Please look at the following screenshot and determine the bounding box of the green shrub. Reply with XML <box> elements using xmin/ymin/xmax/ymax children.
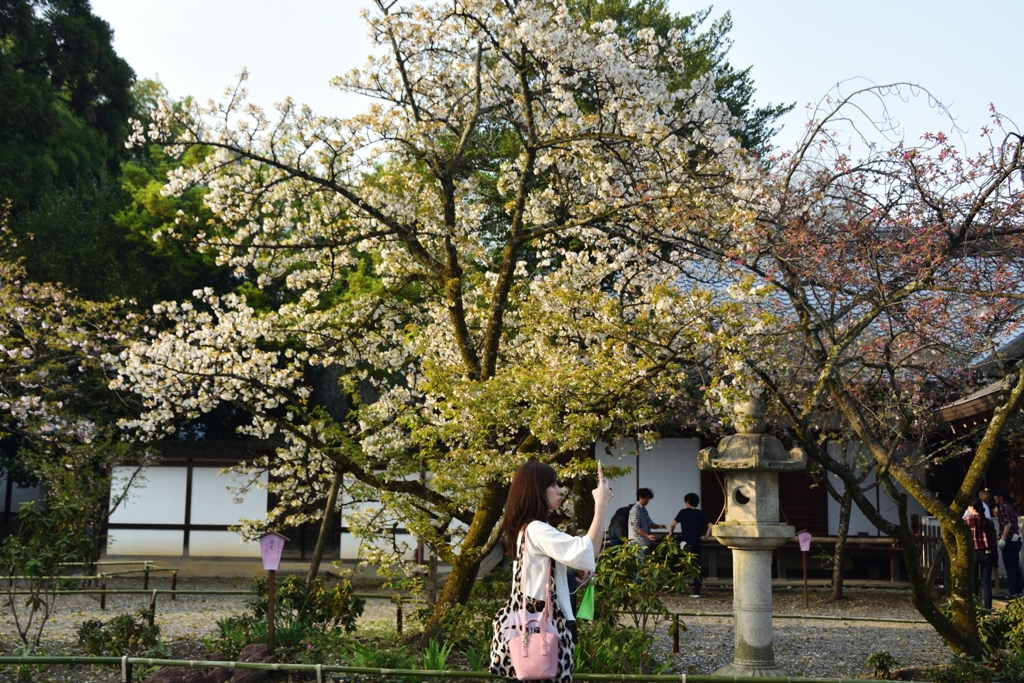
<box><xmin>586</xmin><ymin>541</ymin><xmax>692</xmax><ymax>674</ymax></box>
<box><xmin>211</xmin><ymin>615</ymin><xmax>250</xmax><ymax>661</ymax></box>
<box><xmin>209</xmin><ymin>575</ymin><xmax>364</xmax><ymax>663</ymax></box>
<box><xmin>866</xmin><ymin>650</ymin><xmax>897</xmax><ymax>679</ymax></box>
<box><xmin>591</xmin><ymin>541</ymin><xmax>693</xmax><ymax>628</ymax></box>
<box><xmin>2</xmin><ymin>500</ymin><xmax>93</xmax><ymax>647</ymax></box>
<box><xmin>422</xmin><ymin>636</ymin><xmax>454</xmax><ymax>671</ymax></box>
<box><xmin>932</xmin><ymin>653</ymin><xmax>995</xmax><ymax>683</ymax></box>
<box><xmin>932</xmin><ymin>597</ymin><xmax>1024</xmax><ymax>682</ymax></box>
<box><xmin>344</xmin><ymin>641</ymin><xmax>419</xmax><ymax>682</ymax></box>
<box><xmin>247</xmin><ymin>574</ymin><xmax>365</xmax><ymax>632</ymax></box>
<box><xmin>577</xmin><ymin>621</ymin><xmax>666</xmax><ymax>675</ymax></box>
<box><xmin>76</xmin><ymin>609</ymin><xmax>160</xmax><ymax>656</ymax></box>
<box><xmin>999</xmin><ymin>598</ymin><xmax>1024</xmax><ymax>653</ymax></box>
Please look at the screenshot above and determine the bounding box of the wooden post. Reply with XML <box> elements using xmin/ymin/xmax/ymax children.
<box><xmin>100</xmin><ymin>574</ymin><xmax>107</xmax><ymax>610</ymax></box>
<box><xmin>427</xmin><ymin>550</ymin><xmax>437</xmax><ymax>606</ymax></box>
<box><xmin>797</xmin><ymin>531</ymin><xmax>812</xmax><ymax>609</ymax></box>
<box><xmin>171</xmin><ymin>570</ymin><xmax>177</xmax><ymax>600</ymax></box>
<box><xmin>267</xmin><ymin>568</ymin><xmax>276</xmax><ymax>652</ymax></box>
<box><xmin>802</xmin><ymin>550</ymin><xmax>809</xmax><ymax>608</ymax></box>
<box><xmin>148</xmin><ymin>590</ymin><xmax>157</xmax><ymax>626</ymax></box>
<box><xmin>258</xmin><ymin>529</ymin><xmax>287</xmax><ymax>654</ymax></box>
<box><xmin>672</xmin><ymin>614</ymin><xmax>680</xmax><ymax>654</ymax></box>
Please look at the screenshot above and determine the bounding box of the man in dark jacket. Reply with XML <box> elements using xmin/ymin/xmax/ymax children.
<box><xmin>607</xmin><ymin>503</ymin><xmax>633</xmax><ymax>546</ymax></box>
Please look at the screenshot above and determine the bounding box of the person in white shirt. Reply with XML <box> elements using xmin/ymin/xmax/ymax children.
<box><xmin>489</xmin><ymin>461</ymin><xmax>613</xmax><ymax>683</ymax></box>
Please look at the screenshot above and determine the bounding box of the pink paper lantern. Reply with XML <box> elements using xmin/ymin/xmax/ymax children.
<box><xmin>259</xmin><ymin>531</ymin><xmax>289</xmax><ymax>571</ymax></box>
<box><xmin>797</xmin><ymin>531</ymin><xmax>812</xmax><ymax>552</ymax></box>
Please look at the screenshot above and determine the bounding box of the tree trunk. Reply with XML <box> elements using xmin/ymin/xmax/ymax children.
<box><xmin>306</xmin><ymin>471</ymin><xmax>342</xmax><ymax>586</ymax></box>
<box><xmin>420</xmin><ymin>481</ymin><xmax>507</xmax><ymax>639</ymax></box>
<box><xmin>941</xmin><ymin>526</ymin><xmax>985</xmax><ymax>657</ymax></box>
<box><xmin>830</xmin><ymin>489</ymin><xmax>852</xmax><ymax>601</ymax></box>
<box><xmin>824</xmin><ymin>386</ymin><xmax>1002</xmax><ymax>657</ymax></box>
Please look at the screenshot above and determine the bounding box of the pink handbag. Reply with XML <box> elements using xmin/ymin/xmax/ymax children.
<box><xmin>501</xmin><ymin>528</ymin><xmax>560</xmax><ymax>680</ymax></box>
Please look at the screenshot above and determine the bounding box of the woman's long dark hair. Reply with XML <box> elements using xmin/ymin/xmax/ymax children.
<box><xmin>503</xmin><ymin>461</ymin><xmax>556</xmax><ymax>556</ymax></box>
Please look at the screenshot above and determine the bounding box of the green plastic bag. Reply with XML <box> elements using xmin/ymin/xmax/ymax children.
<box><xmin>575</xmin><ymin>580</ymin><xmax>595</xmax><ymax>620</ymax></box>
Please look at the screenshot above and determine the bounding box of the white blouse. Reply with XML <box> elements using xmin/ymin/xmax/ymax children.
<box><xmin>512</xmin><ymin>520</ymin><xmax>596</xmax><ymax>620</ymax></box>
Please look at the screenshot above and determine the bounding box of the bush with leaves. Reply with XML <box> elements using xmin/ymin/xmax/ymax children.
<box><xmin>577</xmin><ymin>621</ymin><xmax>666</xmax><ymax>676</ymax></box>
<box><xmin>1</xmin><ymin>500</ymin><xmax>93</xmax><ymax>647</ymax></box>
<box><xmin>344</xmin><ymin>641</ymin><xmax>419</xmax><ymax>683</ymax></box>
<box><xmin>210</xmin><ymin>574</ymin><xmax>365</xmax><ymax>662</ymax></box>
<box><xmin>77</xmin><ymin>609</ymin><xmax>160</xmax><ymax>656</ymax></box>
<box><xmin>246</xmin><ymin>574</ymin><xmax>364</xmax><ymax>632</ymax></box>
<box><xmin>591</xmin><ymin>540</ymin><xmax>694</xmax><ymax>627</ymax></box>
<box><xmin>865</xmin><ymin>650</ymin><xmax>897</xmax><ymax>680</ymax></box>
<box><xmin>580</xmin><ymin>540</ymin><xmax>695</xmax><ymax>674</ymax></box>
<box><xmin>930</xmin><ymin>597</ymin><xmax>1024</xmax><ymax>682</ymax></box>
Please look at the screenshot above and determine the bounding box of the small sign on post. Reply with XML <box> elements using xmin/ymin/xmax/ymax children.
<box><xmin>797</xmin><ymin>530</ymin><xmax>812</xmax><ymax>608</ymax></box>
<box><xmin>258</xmin><ymin>531</ymin><xmax>289</xmax><ymax>652</ymax></box>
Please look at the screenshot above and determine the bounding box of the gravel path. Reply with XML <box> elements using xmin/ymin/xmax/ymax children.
<box><xmin>660</xmin><ymin>586</ymin><xmax>949</xmax><ymax>679</ymax></box>
<box><xmin>0</xmin><ymin>578</ymin><xmax>952</xmax><ymax>681</ymax></box>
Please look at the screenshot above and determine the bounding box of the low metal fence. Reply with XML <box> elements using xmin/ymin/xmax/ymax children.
<box><xmin>3</xmin><ymin>587</ymin><xmax>420</xmax><ymax>631</ymax></box>
<box><xmin>3</xmin><ymin>562</ymin><xmax>180</xmax><ymax>606</ymax></box>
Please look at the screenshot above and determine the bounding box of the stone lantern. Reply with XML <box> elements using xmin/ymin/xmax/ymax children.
<box><xmin>698</xmin><ymin>396</ymin><xmax>806</xmax><ymax>677</ymax></box>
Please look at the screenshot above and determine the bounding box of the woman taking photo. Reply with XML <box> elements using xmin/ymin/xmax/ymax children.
<box><xmin>489</xmin><ymin>460</ymin><xmax>613</xmax><ymax>682</ymax></box>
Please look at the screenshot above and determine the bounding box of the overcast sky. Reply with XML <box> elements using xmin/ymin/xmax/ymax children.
<box><xmin>90</xmin><ymin>0</ymin><xmax>1023</xmax><ymax>152</ymax></box>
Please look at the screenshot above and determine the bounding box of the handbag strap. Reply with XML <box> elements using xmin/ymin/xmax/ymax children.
<box><xmin>518</xmin><ymin>525</ymin><xmax>554</xmax><ymax>624</ymax></box>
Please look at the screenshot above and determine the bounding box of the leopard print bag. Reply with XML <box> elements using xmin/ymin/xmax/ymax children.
<box><xmin>489</xmin><ymin>528</ymin><xmax>574</xmax><ymax>683</ymax></box>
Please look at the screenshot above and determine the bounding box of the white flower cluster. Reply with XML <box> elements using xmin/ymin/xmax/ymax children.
<box><xmin>114</xmin><ymin>291</ymin><xmax>309</xmax><ymax>437</ymax></box>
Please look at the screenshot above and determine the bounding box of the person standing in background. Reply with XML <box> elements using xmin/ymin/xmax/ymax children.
<box><xmin>627</xmin><ymin>488</ymin><xmax>664</xmax><ymax>556</ymax></box>
<box><xmin>669</xmin><ymin>492</ymin><xmax>713</xmax><ymax>597</ymax></box>
<box><xmin>993</xmin><ymin>487</ymin><xmax>1022</xmax><ymax>599</ymax></box>
<box><xmin>962</xmin><ymin>489</ymin><xmax>997</xmax><ymax>523</ymax></box>
<box><xmin>607</xmin><ymin>503</ymin><xmax>633</xmax><ymax>547</ymax></box>
<box><xmin>966</xmin><ymin>498</ymin><xmax>998</xmax><ymax>609</ymax></box>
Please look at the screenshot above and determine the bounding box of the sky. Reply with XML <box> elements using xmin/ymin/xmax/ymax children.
<box><xmin>89</xmin><ymin>0</ymin><xmax>1024</xmax><ymax>152</ymax></box>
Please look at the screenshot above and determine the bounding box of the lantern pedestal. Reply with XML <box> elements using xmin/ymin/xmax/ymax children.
<box><xmin>698</xmin><ymin>397</ymin><xmax>806</xmax><ymax>678</ymax></box>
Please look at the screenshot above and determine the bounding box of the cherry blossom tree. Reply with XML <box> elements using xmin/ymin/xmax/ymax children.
<box><xmin>710</xmin><ymin>83</ymin><xmax>1024</xmax><ymax>656</ymax></box>
<box><xmin>112</xmin><ymin>0</ymin><xmax>762</xmax><ymax>632</ymax></box>
<box><xmin>0</xmin><ymin>206</ymin><xmax>147</xmax><ymax>562</ymax></box>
